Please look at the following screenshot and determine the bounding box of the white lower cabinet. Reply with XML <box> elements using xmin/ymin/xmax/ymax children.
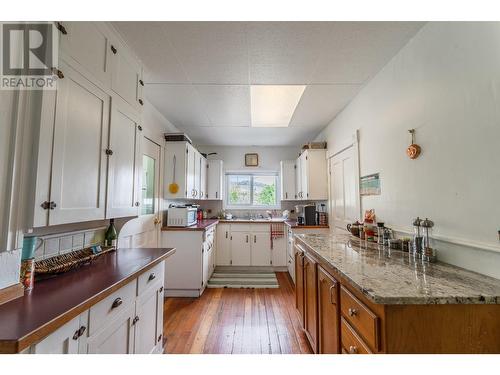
<box><xmin>32</xmin><ymin>315</ymin><xmax>81</xmax><ymax>354</ymax></box>
<box><xmin>29</xmin><ymin>262</ymin><xmax>165</xmax><ymax>354</ymax></box>
<box><xmin>231</xmin><ymin>232</ymin><xmax>252</xmax><ymax>266</ymax></box>
<box><xmin>251</xmin><ymin>232</ymin><xmax>270</xmax><ymax>266</ymax></box>
<box><xmin>216</xmin><ymin>224</ymin><xmax>232</xmax><ymax>266</ymax></box>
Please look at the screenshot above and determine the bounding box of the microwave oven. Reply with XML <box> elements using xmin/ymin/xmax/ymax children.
<box><xmin>167</xmin><ymin>206</ymin><xmax>197</xmax><ymax>227</ymax></box>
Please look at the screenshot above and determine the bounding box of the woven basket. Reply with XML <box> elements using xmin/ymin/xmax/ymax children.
<box><xmin>35</xmin><ymin>246</ymin><xmax>115</xmax><ymax>276</ymax></box>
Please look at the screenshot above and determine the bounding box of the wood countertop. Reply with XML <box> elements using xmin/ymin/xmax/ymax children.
<box><xmin>0</xmin><ymin>247</ymin><xmax>175</xmax><ymax>353</ymax></box>
<box><xmin>161</xmin><ymin>219</ymin><xmax>219</xmax><ymax>231</ymax></box>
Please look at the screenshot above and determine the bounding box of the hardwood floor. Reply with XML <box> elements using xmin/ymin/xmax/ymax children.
<box><xmin>163</xmin><ymin>272</ymin><xmax>312</xmax><ymax>354</ymax></box>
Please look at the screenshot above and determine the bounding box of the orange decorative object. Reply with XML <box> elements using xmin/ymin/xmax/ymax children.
<box><xmin>407</xmin><ymin>129</ymin><xmax>421</xmax><ymax>159</ymax></box>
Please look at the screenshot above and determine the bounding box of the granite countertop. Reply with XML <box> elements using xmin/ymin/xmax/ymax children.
<box><xmin>0</xmin><ymin>247</ymin><xmax>175</xmax><ymax>353</ymax></box>
<box><xmin>285</xmin><ymin>219</ymin><xmax>329</xmax><ymax>229</ymax></box>
<box><xmin>295</xmin><ymin>232</ymin><xmax>500</xmax><ymax>305</ymax></box>
<box><xmin>161</xmin><ymin>219</ymin><xmax>219</xmax><ymax>231</ymax></box>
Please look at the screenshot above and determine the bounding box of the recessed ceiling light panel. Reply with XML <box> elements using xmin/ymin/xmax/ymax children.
<box><xmin>250</xmin><ymin>85</ymin><xmax>306</xmax><ymax>127</ymax></box>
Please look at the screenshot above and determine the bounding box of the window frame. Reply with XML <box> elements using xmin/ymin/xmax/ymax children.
<box><xmin>225</xmin><ymin>171</ymin><xmax>280</xmax><ymax>210</ymax></box>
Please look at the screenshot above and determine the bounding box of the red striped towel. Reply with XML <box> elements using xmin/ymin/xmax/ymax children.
<box><xmin>270</xmin><ymin>222</ymin><xmax>285</xmax><ymax>250</ymax></box>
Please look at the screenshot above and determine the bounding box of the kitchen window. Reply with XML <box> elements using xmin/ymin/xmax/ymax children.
<box><xmin>225</xmin><ymin>172</ymin><xmax>279</xmax><ymax>209</ymax></box>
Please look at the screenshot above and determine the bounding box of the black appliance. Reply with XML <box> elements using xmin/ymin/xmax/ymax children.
<box><xmin>304</xmin><ymin>205</ymin><xmax>316</xmax><ymax>226</ymax></box>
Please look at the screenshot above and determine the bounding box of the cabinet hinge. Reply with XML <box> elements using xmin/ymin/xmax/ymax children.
<box><xmin>52</xmin><ymin>67</ymin><xmax>64</xmax><ymax>79</ymax></box>
<box><xmin>137</xmin><ymin>125</ymin><xmax>143</xmax><ymax>131</ymax></box>
<box><xmin>56</xmin><ymin>22</ymin><xmax>67</xmax><ymax>35</ymax></box>
<box><xmin>139</xmin><ymin>79</ymin><xmax>144</xmax><ymax>87</ymax></box>
<box><xmin>110</xmin><ymin>45</ymin><xmax>117</xmax><ymax>54</ymax></box>
<box><xmin>138</xmin><ymin>99</ymin><xmax>144</xmax><ymax>106</ymax></box>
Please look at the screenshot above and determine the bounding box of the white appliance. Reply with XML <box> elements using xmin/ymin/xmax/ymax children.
<box><xmin>167</xmin><ymin>206</ymin><xmax>197</xmax><ymax>227</ymax></box>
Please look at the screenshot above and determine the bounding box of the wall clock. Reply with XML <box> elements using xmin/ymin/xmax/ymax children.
<box><xmin>245</xmin><ymin>153</ymin><xmax>259</xmax><ymax>167</ymax></box>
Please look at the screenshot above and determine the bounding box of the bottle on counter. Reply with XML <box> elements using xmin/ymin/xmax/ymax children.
<box><xmin>105</xmin><ymin>219</ymin><xmax>117</xmax><ymax>248</ymax></box>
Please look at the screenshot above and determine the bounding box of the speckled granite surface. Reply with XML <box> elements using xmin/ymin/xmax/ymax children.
<box><xmin>295</xmin><ymin>232</ymin><xmax>500</xmax><ymax>305</ymax></box>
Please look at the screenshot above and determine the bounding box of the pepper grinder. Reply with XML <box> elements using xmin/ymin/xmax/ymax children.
<box><xmin>421</xmin><ymin>218</ymin><xmax>437</xmax><ymax>262</ymax></box>
<box><xmin>412</xmin><ymin>217</ymin><xmax>423</xmax><ymax>255</ymax></box>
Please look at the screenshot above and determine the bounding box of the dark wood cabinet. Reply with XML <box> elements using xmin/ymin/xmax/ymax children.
<box><xmin>303</xmin><ymin>253</ymin><xmax>318</xmax><ymax>353</ymax></box>
<box><xmin>318</xmin><ymin>265</ymin><xmax>340</xmax><ymax>354</ymax></box>
<box><xmin>294</xmin><ymin>244</ymin><xmax>305</xmax><ymax>327</ymax></box>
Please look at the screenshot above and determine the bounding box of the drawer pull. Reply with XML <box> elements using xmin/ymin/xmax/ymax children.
<box><xmin>349</xmin><ymin>345</ymin><xmax>358</xmax><ymax>354</ymax></box>
<box><xmin>111</xmin><ymin>297</ymin><xmax>123</xmax><ymax>309</ymax></box>
<box><xmin>348</xmin><ymin>308</ymin><xmax>358</xmax><ymax>317</ymax></box>
<box><xmin>148</xmin><ymin>273</ymin><xmax>156</xmax><ymax>281</ymax></box>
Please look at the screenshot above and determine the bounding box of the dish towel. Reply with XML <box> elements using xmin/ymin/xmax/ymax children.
<box><xmin>270</xmin><ymin>223</ymin><xmax>285</xmax><ymax>249</ymax></box>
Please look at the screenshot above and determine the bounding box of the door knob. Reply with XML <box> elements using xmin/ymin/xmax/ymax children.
<box><xmin>153</xmin><ymin>217</ymin><xmax>161</xmax><ymax>225</ymax></box>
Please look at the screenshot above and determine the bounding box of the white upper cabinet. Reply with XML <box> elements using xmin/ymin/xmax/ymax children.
<box><xmin>49</xmin><ymin>61</ymin><xmax>110</xmax><ymax>225</ymax></box>
<box><xmin>58</xmin><ymin>22</ymin><xmax>112</xmax><ymax>88</ymax></box>
<box><xmin>193</xmin><ymin>150</ymin><xmax>202</xmax><ymax>199</ymax></box>
<box><xmin>186</xmin><ymin>143</ymin><xmax>196</xmax><ymax>199</ymax></box>
<box><xmin>200</xmin><ymin>157</ymin><xmax>208</xmax><ymax>200</ymax></box>
<box><xmin>280</xmin><ymin>160</ymin><xmax>296</xmax><ymax>201</ymax></box>
<box><xmin>110</xmin><ymin>38</ymin><xmax>143</xmax><ymax>111</ymax></box>
<box><xmin>106</xmin><ymin>97</ymin><xmax>142</xmax><ymax>218</ymax></box>
<box><xmin>289</xmin><ymin>150</ymin><xmax>328</xmax><ymax>201</ymax></box>
<box><xmin>207</xmin><ymin>160</ymin><xmax>223</xmax><ymax>200</ymax></box>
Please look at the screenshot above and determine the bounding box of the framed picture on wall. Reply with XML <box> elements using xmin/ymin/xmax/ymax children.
<box><xmin>245</xmin><ymin>153</ymin><xmax>259</xmax><ymax>167</ymax></box>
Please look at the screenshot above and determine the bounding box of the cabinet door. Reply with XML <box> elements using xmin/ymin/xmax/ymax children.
<box><xmin>294</xmin><ymin>245</ymin><xmax>305</xmax><ymax>326</ymax></box>
<box><xmin>280</xmin><ymin>160</ymin><xmax>296</xmax><ymax>201</ymax></box>
<box><xmin>216</xmin><ymin>224</ymin><xmax>231</xmax><ymax>265</ymax></box>
<box><xmin>32</xmin><ymin>315</ymin><xmax>80</xmax><ymax>354</ymax></box>
<box><xmin>87</xmin><ymin>306</ymin><xmax>135</xmax><ymax>354</ymax></box>
<box><xmin>164</xmin><ymin>142</ymin><xmax>188</xmax><ymax>199</ymax></box>
<box><xmin>135</xmin><ymin>285</ymin><xmax>163</xmax><ymax>354</ymax></box>
<box><xmin>304</xmin><ymin>253</ymin><xmax>318</xmax><ymax>353</ymax></box>
<box><xmin>295</xmin><ymin>157</ymin><xmax>302</xmax><ymax>200</ymax></box>
<box><xmin>231</xmin><ymin>232</ymin><xmax>251</xmax><ymax>266</ymax></box>
<box><xmin>300</xmin><ymin>152</ymin><xmax>309</xmax><ymax>200</ymax></box>
<box><xmin>49</xmin><ymin>61</ymin><xmax>109</xmax><ymax>225</ymax></box>
<box><xmin>207</xmin><ymin>160</ymin><xmax>223</xmax><ymax>200</ymax></box>
<box><xmin>106</xmin><ymin>98</ymin><xmax>141</xmax><ymax>218</ymax></box>
<box><xmin>110</xmin><ymin>39</ymin><xmax>142</xmax><ymax>110</ymax></box>
<box><xmin>58</xmin><ymin>22</ymin><xmax>111</xmax><ymax>87</ymax></box>
<box><xmin>186</xmin><ymin>144</ymin><xmax>196</xmax><ymax>199</ymax></box>
<box><xmin>202</xmin><ymin>244</ymin><xmax>210</xmax><ymax>288</ymax></box>
<box><xmin>251</xmin><ymin>232</ymin><xmax>271</xmax><ymax>266</ymax></box>
<box><xmin>200</xmin><ymin>156</ymin><xmax>207</xmax><ymax>199</ymax></box>
<box><xmin>271</xmin><ymin>236</ymin><xmax>287</xmax><ymax>267</ymax></box>
<box><xmin>318</xmin><ymin>266</ymin><xmax>340</xmax><ymax>354</ymax></box>
<box><xmin>194</xmin><ymin>151</ymin><xmax>202</xmax><ymax>199</ymax></box>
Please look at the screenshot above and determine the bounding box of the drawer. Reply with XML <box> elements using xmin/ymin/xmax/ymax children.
<box><xmin>89</xmin><ymin>281</ymin><xmax>136</xmax><ymax>336</ymax></box>
<box><xmin>341</xmin><ymin>318</ymin><xmax>372</xmax><ymax>354</ymax></box>
<box><xmin>340</xmin><ymin>286</ymin><xmax>380</xmax><ymax>350</ymax></box>
<box><xmin>138</xmin><ymin>261</ymin><xmax>165</xmax><ymax>296</ymax></box>
<box><xmin>251</xmin><ymin>223</ymin><xmax>271</xmax><ymax>233</ymax></box>
<box><xmin>229</xmin><ymin>223</ymin><xmax>251</xmax><ymax>232</ymax></box>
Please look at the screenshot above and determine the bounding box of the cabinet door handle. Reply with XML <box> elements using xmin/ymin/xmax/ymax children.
<box><xmin>158</xmin><ymin>334</ymin><xmax>162</xmax><ymax>343</ymax></box>
<box><xmin>159</xmin><ymin>286</ymin><xmax>163</xmax><ymax>293</ymax></box>
<box><xmin>348</xmin><ymin>307</ymin><xmax>358</xmax><ymax>317</ymax></box>
<box><xmin>72</xmin><ymin>330</ymin><xmax>80</xmax><ymax>340</ymax></box>
<box><xmin>111</xmin><ymin>45</ymin><xmax>117</xmax><ymax>54</ymax></box>
<box><xmin>148</xmin><ymin>273</ymin><xmax>156</xmax><ymax>281</ymax></box>
<box><xmin>139</xmin><ymin>79</ymin><xmax>144</xmax><ymax>86</ymax></box>
<box><xmin>349</xmin><ymin>345</ymin><xmax>358</xmax><ymax>354</ymax></box>
<box><xmin>246</xmin><ymin>235</ymin><xmax>249</xmax><ymax>243</ymax></box>
<box><xmin>138</xmin><ymin>99</ymin><xmax>144</xmax><ymax>106</ymax></box>
<box><xmin>329</xmin><ymin>285</ymin><xmax>335</xmax><ymax>305</ymax></box>
<box><xmin>215</xmin><ymin>191</ymin><xmax>218</xmax><ymax>199</ymax></box>
<box><xmin>111</xmin><ymin>297</ymin><xmax>123</xmax><ymax>309</ymax></box>
<box><xmin>225</xmin><ymin>231</ymin><xmax>228</xmax><ymax>239</ymax></box>
<box><xmin>132</xmin><ymin>315</ymin><xmax>140</xmax><ymax>325</ymax></box>
<box><xmin>52</xmin><ymin>67</ymin><xmax>64</xmax><ymax>79</ymax></box>
<box><xmin>254</xmin><ymin>235</ymin><xmax>256</xmax><ymax>243</ymax></box>
<box><xmin>78</xmin><ymin>326</ymin><xmax>86</xmax><ymax>337</ymax></box>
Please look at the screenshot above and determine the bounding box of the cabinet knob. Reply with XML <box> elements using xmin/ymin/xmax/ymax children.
<box><xmin>105</xmin><ymin>149</ymin><xmax>113</xmax><ymax>156</ymax></box>
<box><xmin>56</xmin><ymin>22</ymin><xmax>67</xmax><ymax>35</ymax></box>
<box><xmin>148</xmin><ymin>273</ymin><xmax>156</xmax><ymax>281</ymax></box>
<box><xmin>138</xmin><ymin>99</ymin><xmax>144</xmax><ymax>106</ymax></box>
<box><xmin>349</xmin><ymin>345</ymin><xmax>358</xmax><ymax>354</ymax></box>
<box><xmin>111</xmin><ymin>297</ymin><xmax>123</xmax><ymax>309</ymax></box>
<box><xmin>348</xmin><ymin>307</ymin><xmax>358</xmax><ymax>317</ymax></box>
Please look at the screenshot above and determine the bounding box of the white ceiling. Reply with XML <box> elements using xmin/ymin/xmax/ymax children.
<box><xmin>113</xmin><ymin>22</ymin><xmax>424</xmax><ymax>146</ymax></box>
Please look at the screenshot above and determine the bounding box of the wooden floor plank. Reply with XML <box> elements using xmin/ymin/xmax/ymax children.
<box><xmin>163</xmin><ymin>273</ymin><xmax>312</xmax><ymax>354</ymax></box>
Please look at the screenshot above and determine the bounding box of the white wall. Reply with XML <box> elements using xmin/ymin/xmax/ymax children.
<box><xmin>316</xmin><ymin>22</ymin><xmax>500</xmax><ymax>278</ymax></box>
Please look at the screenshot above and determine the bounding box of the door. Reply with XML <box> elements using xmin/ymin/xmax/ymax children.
<box><xmin>117</xmin><ymin>137</ymin><xmax>162</xmax><ymax>249</ymax></box>
<box><xmin>318</xmin><ymin>266</ymin><xmax>340</xmax><ymax>354</ymax></box>
<box><xmin>87</xmin><ymin>306</ymin><xmax>135</xmax><ymax>354</ymax></box>
<box><xmin>294</xmin><ymin>244</ymin><xmax>305</xmax><ymax>327</ymax></box>
<box><xmin>231</xmin><ymin>232</ymin><xmax>251</xmax><ymax>266</ymax></box>
<box><xmin>106</xmin><ymin>98</ymin><xmax>141</xmax><ymax>218</ymax></box>
<box><xmin>110</xmin><ymin>38</ymin><xmax>142</xmax><ymax>109</ymax></box>
<box><xmin>186</xmin><ymin>144</ymin><xmax>196</xmax><ymax>199</ymax></box>
<box><xmin>329</xmin><ymin>145</ymin><xmax>360</xmax><ymax>230</ymax></box>
<box><xmin>58</xmin><ymin>22</ymin><xmax>111</xmax><ymax>87</ymax></box>
<box><xmin>49</xmin><ymin>61</ymin><xmax>109</xmax><ymax>225</ymax></box>
<box><xmin>207</xmin><ymin>160</ymin><xmax>223</xmax><ymax>200</ymax></box>
<box><xmin>135</xmin><ymin>285</ymin><xmax>162</xmax><ymax>354</ymax></box>
<box><xmin>304</xmin><ymin>253</ymin><xmax>318</xmax><ymax>353</ymax></box>
<box><xmin>295</xmin><ymin>157</ymin><xmax>302</xmax><ymax>199</ymax></box>
<box><xmin>251</xmin><ymin>232</ymin><xmax>271</xmax><ymax>266</ymax></box>
<box><xmin>32</xmin><ymin>315</ymin><xmax>80</xmax><ymax>354</ymax></box>
<box><xmin>280</xmin><ymin>160</ymin><xmax>296</xmax><ymax>200</ymax></box>
<box><xmin>200</xmin><ymin>156</ymin><xmax>207</xmax><ymax>199</ymax></box>
<box><xmin>216</xmin><ymin>224</ymin><xmax>232</xmax><ymax>265</ymax></box>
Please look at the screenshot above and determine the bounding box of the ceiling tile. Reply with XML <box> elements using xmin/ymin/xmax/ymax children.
<box><xmin>145</xmin><ymin>84</ymin><xmax>210</xmax><ymax>127</ymax></box>
<box><xmin>163</xmin><ymin>22</ymin><xmax>249</xmax><ymax>84</ymax></box>
<box><xmin>194</xmin><ymin>85</ymin><xmax>251</xmax><ymax>126</ymax></box>
<box><xmin>290</xmin><ymin>84</ymin><xmax>362</xmax><ymax>129</ymax></box>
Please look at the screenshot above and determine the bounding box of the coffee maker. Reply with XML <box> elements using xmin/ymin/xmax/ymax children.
<box><xmin>295</xmin><ymin>205</ymin><xmax>306</xmax><ymax>225</ymax></box>
<box><xmin>304</xmin><ymin>205</ymin><xmax>316</xmax><ymax>225</ymax></box>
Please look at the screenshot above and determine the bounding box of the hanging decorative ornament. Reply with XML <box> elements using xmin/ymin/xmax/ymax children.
<box><xmin>406</xmin><ymin>129</ymin><xmax>421</xmax><ymax>159</ymax></box>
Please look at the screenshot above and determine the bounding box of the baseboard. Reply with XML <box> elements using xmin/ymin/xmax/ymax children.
<box><xmin>0</xmin><ymin>282</ymin><xmax>24</xmax><ymax>306</ymax></box>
